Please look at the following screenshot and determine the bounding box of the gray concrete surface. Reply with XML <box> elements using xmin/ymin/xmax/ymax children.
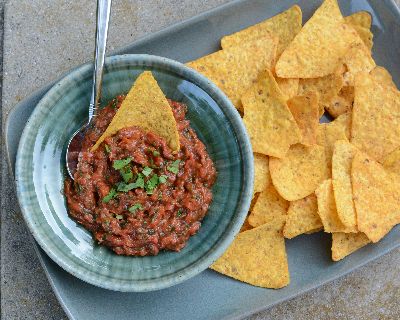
<box><xmin>1</xmin><ymin>1</ymin><xmax>400</xmax><ymax>319</ymax></box>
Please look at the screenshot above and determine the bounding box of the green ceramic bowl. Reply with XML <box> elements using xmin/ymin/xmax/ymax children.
<box><xmin>15</xmin><ymin>54</ymin><xmax>253</xmax><ymax>292</ymax></box>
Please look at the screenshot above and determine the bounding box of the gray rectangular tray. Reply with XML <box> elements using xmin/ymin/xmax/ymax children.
<box><xmin>5</xmin><ymin>0</ymin><xmax>400</xmax><ymax>319</ymax></box>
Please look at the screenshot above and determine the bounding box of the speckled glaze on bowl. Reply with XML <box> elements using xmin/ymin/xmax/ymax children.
<box><xmin>15</xmin><ymin>54</ymin><xmax>253</xmax><ymax>292</ymax></box>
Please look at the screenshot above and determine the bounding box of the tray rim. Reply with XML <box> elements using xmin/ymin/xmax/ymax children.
<box><xmin>4</xmin><ymin>0</ymin><xmax>400</xmax><ymax>319</ymax></box>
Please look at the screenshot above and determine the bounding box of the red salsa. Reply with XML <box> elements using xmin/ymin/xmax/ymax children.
<box><xmin>64</xmin><ymin>97</ymin><xmax>217</xmax><ymax>256</ymax></box>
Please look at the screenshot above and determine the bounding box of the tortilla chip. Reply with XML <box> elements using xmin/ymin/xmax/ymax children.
<box><xmin>305</xmin><ymin>227</ymin><xmax>324</xmax><ymax>234</ymax></box>
<box><xmin>270</xmin><ymin>144</ymin><xmax>329</xmax><ymax>201</ymax></box>
<box><xmin>242</xmin><ymin>70</ymin><xmax>302</xmax><ymax>158</ymax></box>
<box><xmin>327</xmin><ymin>84</ymin><xmax>356</xmax><ymax>118</ymax></box>
<box><xmin>344</xmin><ymin>11</ymin><xmax>372</xmax><ymax>29</ymax></box>
<box><xmin>350</xmin><ymin>25</ymin><xmax>373</xmax><ymax>51</ymax></box>
<box><xmin>276</xmin><ymin>0</ymin><xmax>362</xmax><ymax>78</ymax></box>
<box><xmin>254</xmin><ymin>153</ymin><xmax>271</xmax><ymax>194</ymax></box>
<box><xmin>283</xmin><ymin>194</ymin><xmax>323</xmax><ymax>239</ymax></box>
<box><xmin>317</xmin><ymin>116</ymin><xmax>349</xmax><ymax>170</ymax></box>
<box><xmin>210</xmin><ymin>216</ymin><xmax>290</xmax><ymax>289</ymax></box>
<box><xmin>92</xmin><ymin>71</ymin><xmax>179</xmax><ymax>152</ymax></box>
<box><xmin>187</xmin><ymin>36</ymin><xmax>278</xmax><ymax>112</ymax></box>
<box><xmin>340</xmin><ymin>43</ymin><xmax>376</xmax><ymax>86</ymax></box>
<box><xmin>248</xmin><ymin>185</ymin><xmax>288</xmax><ymax>228</ymax></box>
<box><xmin>276</xmin><ymin>77</ymin><xmax>299</xmax><ymax>101</ymax></box>
<box><xmin>287</xmin><ymin>93</ymin><xmax>319</xmax><ymax>146</ymax></box>
<box><xmin>352</xmin><ymin>152</ymin><xmax>400</xmax><ymax>242</ymax></box>
<box><xmin>240</xmin><ymin>217</ymin><xmax>253</xmax><ymax>233</ymax></box>
<box><xmin>332</xmin><ymin>140</ymin><xmax>358</xmax><ymax>228</ymax></box>
<box><xmin>370</xmin><ymin>66</ymin><xmax>398</xmax><ymax>90</ymax></box>
<box><xmin>351</xmin><ymin>73</ymin><xmax>400</xmax><ymax>161</ymax></box>
<box><xmin>382</xmin><ymin>147</ymin><xmax>400</xmax><ymax>174</ymax></box>
<box><xmin>298</xmin><ymin>73</ymin><xmax>343</xmax><ymax>113</ymax></box>
<box><xmin>315</xmin><ymin>179</ymin><xmax>357</xmax><ymax>233</ymax></box>
<box><xmin>221</xmin><ymin>5</ymin><xmax>302</xmax><ymax>57</ymax></box>
<box><xmin>331</xmin><ymin>232</ymin><xmax>370</xmax><ymax>261</ymax></box>
<box><xmin>334</xmin><ymin>112</ymin><xmax>352</xmax><ymax>140</ymax></box>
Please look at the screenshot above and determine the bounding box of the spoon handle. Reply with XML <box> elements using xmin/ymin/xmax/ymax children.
<box><xmin>88</xmin><ymin>0</ymin><xmax>112</xmax><ymax>123</ymax></box>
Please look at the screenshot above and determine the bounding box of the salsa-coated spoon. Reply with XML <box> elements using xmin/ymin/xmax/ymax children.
<box><xmin>66</xmin><ymin>0</ymin><xmax>112</xmax><ymax>179</ymax></box>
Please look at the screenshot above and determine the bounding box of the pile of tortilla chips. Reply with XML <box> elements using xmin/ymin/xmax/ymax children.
<box><xmin>188</xmin><ymin>0</ymin><xmax>400</xmax><ymax>289</ymax></box>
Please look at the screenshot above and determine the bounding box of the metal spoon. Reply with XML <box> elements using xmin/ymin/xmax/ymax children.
<box><xmin>66</xmin><ymin>0</ymin><xmax>112</xmax><ymax>179</ymax></box>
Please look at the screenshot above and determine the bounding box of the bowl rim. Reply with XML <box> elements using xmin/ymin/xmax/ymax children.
<box><xmin>15</xmin><ymin>53</ymin><xmax>254</xmax><ymax>292</ymax></box>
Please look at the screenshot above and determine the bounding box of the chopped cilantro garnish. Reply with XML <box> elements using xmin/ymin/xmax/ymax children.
<box><xmin>145</xmin><ymin>174</ymin><xmax>159</xmax><ymax>194</ymax></box>
<box><xmin>102</xmin><ymin>188</ymin><xmax>117</xmax><ymax>203</ymax></box>
<box><xmin>120</xmin><ymin>166</ymin><xmax>133</xmax><ymax>183</ymax></box>
<box><xmin>104</xmin><ymin>144</ymin><xmax>111</xmax><ymax>153</ymax></box>
<box><xmin>159</xmin><ymin>175</ymin><xmax>168</xmax><ymax>184</ymax></box>
<box><xmin>115</xmin><ymin>214</ymin><xmax>123</xmax><ymax>220</ymax></box>
<box><xmin>116</xmin><ymin>182</ymin><xmax>135</xmax><ymax>192</ymax></box>
<box><xmin>167</xmin><ymin>160</ymin><xmax>181</xmax><ymax>174</ymax></box>
<box><xmin>133</xmin><ymin>173</ymin><xmax>145</xmax><ymax>189</ymax></box>
<box><xmin>113</xmin><ymin>157</ymin><xmax>132</xmax><ymax>170</ymax></box>
<box><xmin>176</xmin><ymin>209</ymin><xmax>183</xmax><ymax>217</ymax></box>
<box><xmin>118</xmin><ymin>173</ymin><xmax>145</xmax><ymax>192</ymax></box>
<box><xmin>129</xmin><ymin>203</ymin><xmax>143</xmax><ymax>214</ymax></box>
<box><xmin>142</xmin><ymin>166</ymin><xmax>153</xmax><ymax>177</ymax></box>
<box><xmin>153</xmin><ymin>150</ymin><xmax>160</xmax><ymax>157</ymax></box>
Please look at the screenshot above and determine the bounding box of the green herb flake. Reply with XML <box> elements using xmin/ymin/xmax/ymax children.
<box><xmin>176</xmin><ymin>209</ymin><xmax>183</xmax><ymax>217</ymax></box>
<box><xmin>145</xmin><ymin>174</ymin><xmax>159</xmax><ymax>194</ymax></box>
<box><xmin>129</xmin><ymin>203</ymin><xmax>143</xmax><ymax>214</ymax></box>
<box><xmin>142</xmin><ymin>166</ymin><xmax>153</xmax><ymax>177</ymax></box>
<box><xmin>104</xmin><ymin>144</ymin><xmax>111</xmax><ymax>153</ymax></box>
<box><xmin>167</xmin><ymin>160</ymin><xmax>181</xmax><ymax>174</ymax></box>
<box><xmin>120</xmin><ymin>166</ymin><xmax>133</xmax><ymax>183</ymax></box>
<box><xmin>153</xmin><ymin>150</ymin><xmax>160</xmax><ymax>157</ymax></box>
<box><xmin>115</xmin><ymin>214</ymin><xmax>124</xmax><ymax>220</ymax></box>
<box><xmin>159</xmin><ymin>175</ymin><xmax>168</xmax><ymax>184</ymax></box>
<box><xmin>112</xmin><ymin>157</ymin><xmax>132</xmax><ymax>170</ymax></box>
<box><xmin>102</xmin><ymin>188</ymin><xmax>117</xmax><ymax>203</ymax></box>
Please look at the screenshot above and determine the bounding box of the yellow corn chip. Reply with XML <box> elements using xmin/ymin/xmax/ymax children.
<box><xmin>305</xmin><ymin>227</ymin><xmax>324</xmax><ymax>234</ymax></box>
<box><xmin>315</xmin><ymin>179</ymin><xmax>357</xmax><ymax>233</ymax></box>
<box><xmin>187</xmin><ymin>36</ymin><xmax>278</xmax><ymax>112</ymax></box>
<box><xmin>92</xmin><ymin>71</ymin><xmax>179</xmax><ymax>152</ymax></box>
<box><xmin>283</xmin><ymin>194</ymin><xmax>323</xmax><ymax>239</ymax></box>
<box><xmin>270</xmin><ymin>144</ymin><xmax>329</xmax><ymax>201</ymax></box>
<box><xmin>242</xmin><ymin>70</ymin><xmax>302</xmax><ymax>158</ymax></box>
<box><xmin>276</xmin><ymin>77</ymin><xmax>299</xmax><ymax>100</ymax></box>
<box><xmin>352</xmin><ymin>152</ymin><xmax>400</xmax><ymax>242</ymax></box>
<box><xmin>240</xmin><ymin>217</ymin><xmax>253</xmax><ymax>233</ymax></box>
<box><xmin>370</xmin><ymin>66</ymin><xmax>398</xmax><ymax>90</ymax></box>
<box><xmin>211</xmin><ymin>216</ymin><xmax>290</xmax><ymax>289</ymax></box>
<box><xmin>350</xmin><ymin>25</ymin><xmax>373</xmax><ymax>51</ymax></box>
<box><xmin>332</xmin><ymin>140</ymin><xmax>358</xmax><ymax>228</ymax></box>
<box><xmin>382</xmin><ymin>147</ymin><xmax>400</xmax><ymax>174</ymax></box>
<box><xmin>248</xmin><ymin>184</ymin><xmax>288</xmax><ymax>228</ymax></box>
<box><xmin>344</xmin><ymin>11</ymin><xmax>372</xmax><ymax>29</ymax></box>
<box><xmin>298</xmin><ymin>73</ymin><xmax>343</xmax><ymax>113</ymax></box>
<box><xmin>287</xmin><ymin>93</ymin><xmax>319</xmax><ymax>146</ymax></box>
<box><xmin>276</xmin><ymin>0</ymin><xmax>362</xmax><ymax>78</ymax></box>
<box><xmin>221</xmin><ymin>5</ymin><xmax>302</xmax><ymax>57</ymax></box>
<box><xmin>334</xmin><ymin>112</ymin><xmax>352</xmax><ymax>140</ymax></box>
<box><xmin>351</xmin><ymin>73</ymin><xmax>400</xmax><ymax>161</ymax></box>
<box><xmin>331</xmin><ymin>232</ymin><xmax>370</xmax><ymax>261</ymax></box>
<box><xmin>317</xmin><ymin>114</ymin><xmax>350</xmax><ymax>170</ymax></box>
<box><xmin>340</xmin><ymin>43</ymin><xmax>376</xmax><ymax>86</ymax></box>
<box><xmin>326</xmin><ymin>85</ymin><xmax>355</xmax><ymax>118</ymax></box>
<box><xmin>254</xmin><ymin>153</ymin><xmax>271</xmax><ymax>194</ymax></box>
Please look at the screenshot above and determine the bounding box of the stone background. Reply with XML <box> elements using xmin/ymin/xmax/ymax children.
<box><xmin>1</xmin><ymin>1</ymin><xmax>399</xmax><ymax>319</ymax></box>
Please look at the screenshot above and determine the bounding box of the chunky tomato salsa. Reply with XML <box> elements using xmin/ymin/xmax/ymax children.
<box><xmin>64</xmin><ymin>97</ymin><xmax>217</xmax><ymax>256</ymax></box>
